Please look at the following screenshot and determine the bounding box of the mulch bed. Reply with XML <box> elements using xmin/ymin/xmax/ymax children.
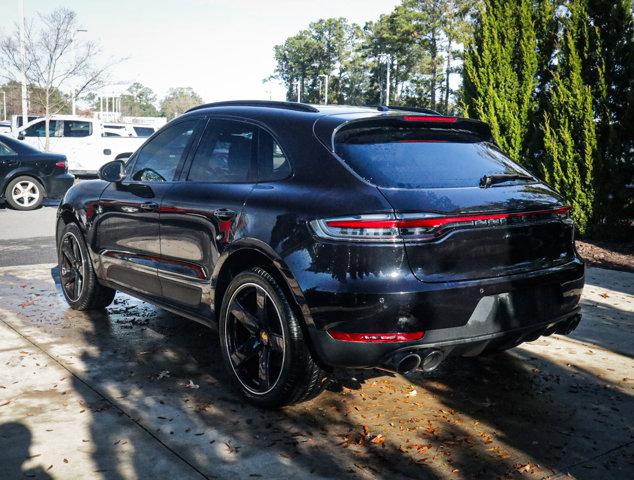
<box><xmin>576</xmin><ymin>239</ymin><xmax>634</xmax><ymax>273</ymax></box>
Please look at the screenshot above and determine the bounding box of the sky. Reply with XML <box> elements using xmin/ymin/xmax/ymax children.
<box><xmin>1</xmin><ymin>0</ymin><xmax>401</xmax><ymax>103</ymax></box>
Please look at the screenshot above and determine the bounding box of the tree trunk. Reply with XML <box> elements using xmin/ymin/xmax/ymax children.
<box><xmin>44</xmin><ymin>90</ymin><xmax>51</xmax><ymax>151</ymax></box>
<box><xmin>444</xmin><ymin>37</ymin><xmax>452</xmax><ymax>114</ymax></box>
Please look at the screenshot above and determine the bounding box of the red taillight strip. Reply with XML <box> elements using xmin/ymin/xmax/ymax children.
<box><xmin>326</xmin><ymin>207</ymin><xmax>570</xmax><ymax>230</ymax></box>
<box><xmin>55</xmin><ymin>161</ymin><xmax>66</xmax><ymax>167</ymax></box>
<box><xmin>402</xmin><ymin>115</ymin><xmax>457</xmax><ymax>122</ymax></box>
<box><xmin>329</xmin><ymin>331</ymin><xmax>425</xmax><ymax>343</ymax></box>
<box><xmin>399</xmin><ymin>207</ymin><xmax>570</xmax><ymax>229</ymax></box>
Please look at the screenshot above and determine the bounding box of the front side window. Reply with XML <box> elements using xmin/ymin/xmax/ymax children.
<box><xmin>63</xmin><ymin>120</ymin><xmax>92</xmax><ymax>137</ymax></box>
<box><xmin>24</xmin><ymin>120</ymin><xmax>59</xmax><ymax>137</ymax></box>
<box><xmin>187</xmin><ymin>119</ymin><xmax>255</xmax><ymax>183</ymax></box>
<box><xmin>0</xmin><ymin>141</ymin><xmax>17</xmax><ymax>156</ymax></box>
<box><xmin>258</xmin><ymin>130</ymin><xmax>290</xmax><ymax>181</ymax></box>
<box><xmin>129</xmin><ymin>120</ymin><xmax>197</xmax><ymax>182</ymax></box>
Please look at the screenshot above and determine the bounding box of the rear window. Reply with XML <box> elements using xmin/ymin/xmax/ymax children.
<box><xmin>334</xmin><ymin>127</ymin><xmax>533</xmax><ymax>189</ymax></box>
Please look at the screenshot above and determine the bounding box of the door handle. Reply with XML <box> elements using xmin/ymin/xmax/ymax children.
<box><xmin>140</xmin><ymin>201</ymin><xmax>159</xmax><ymax>212</ymax></box>
<box><xmin>213</xmin><ymin>208</ymin><xmax>237</xmax><ymax>220</ymax></box>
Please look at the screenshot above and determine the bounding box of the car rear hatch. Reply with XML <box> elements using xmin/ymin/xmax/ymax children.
<box><xmin>332</xmin><ymin>115</ymin><xmax>576</xmax><ymax>283</ymax></box>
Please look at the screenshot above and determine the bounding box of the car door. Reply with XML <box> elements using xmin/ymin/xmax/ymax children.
<box><xmin>55</xmin><ymin>119</ymin><xmax>95</xmax><ymax>172</ymax></box>
<box><xmin>158</xmin><ymin>118</ymin><xmax>258</xmax><ymax>318</ymax></box>
<box><xmin>93</xmin><ymin>118</ymin><xmax>203</xmax><ymax>300</ymax></box>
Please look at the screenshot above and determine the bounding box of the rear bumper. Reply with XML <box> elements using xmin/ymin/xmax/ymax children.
<box><xmin>301</xmin><ymin>258</ymin><xmax>585</xmax><ymax>369</ymax></box>
<box><xmin>43</xmin><ymin>173</ymin><xmax>75</xmax><ymax>199</ymax></box>
<box><xmin>309</xmin><ymin>310</ymin><xmax>581</xmax><ymax>369</ymax></box>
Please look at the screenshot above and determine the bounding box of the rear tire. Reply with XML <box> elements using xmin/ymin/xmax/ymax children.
<box><xmin>5</xmin><ymin>176</ymin><xmax>44</xmax><ymax>210</ymax></box>
<box><xmin>58</xmin><ymin>222</ymin><xmax>116</xmax><ymax>310</ymax></box>
<box><xmin>219</xmin><ymin>267</ymin><xmax>326</xmax><ymax>408</ymax></box>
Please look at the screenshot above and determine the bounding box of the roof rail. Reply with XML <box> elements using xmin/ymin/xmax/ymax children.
<box><xmin>186</xmin><ymin>100</ymin><xmax>320</xmax><ymax>114</ymax></box>
<box><xmin>374</xmin><ymin>105</ymin><xmax>443</xmax><ymax>115</ymax></box>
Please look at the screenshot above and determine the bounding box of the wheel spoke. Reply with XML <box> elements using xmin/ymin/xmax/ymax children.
<box><xmin>230</xmin><ymin>300</ymin><xmax>260</xmax><ymax>332</ymax></box>
<box><xmin>258</xmin><ymin>346</ymin><xmax>271</xmax><ymax>389</ymax></box>
<box><xmin>269</xmin><ymin>333</ymin><xmax>284</xmax><ymax>352</ymax></box>
<box><xmin>255</xmin><ymin>288</ymin><xmax>267</xmax><ymax>321</ymax></box>
<box><xmin>73</xmin><ymin>271</ymin><xmax>81</xmax><ymax>298</ymax></box>
<box><xmin>62</xmin><ymin>244</ymin><xmax>76</xmax><ymax>264</ymax></box>
<box><xmin>230</xmin><ymin>340</ymin><xmax>259</xmax><ymax>367</ymax></box>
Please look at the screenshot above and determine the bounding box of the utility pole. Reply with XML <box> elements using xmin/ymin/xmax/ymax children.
<box><xmin>18</xmin><ymin>0</ymin><xmax>28</xmax><ymax>126</ymax></box>
<box><xmin>71</xmin><ymin>29</ymin><xmax>88</xmax><ymax>115</ymax></box>
<box><xmin>296</xmin><ymin>79</ymin><xmax>301</xmax><ymax>103</ymax></box>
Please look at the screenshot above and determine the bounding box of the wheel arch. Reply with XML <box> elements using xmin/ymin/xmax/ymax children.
<box><xmin>1</xmin><ymin>169</ymin><xmax>47</xmax><ymax>198</ymax></box>
<box><xmin>212</xmin><ymin>240</ymin><xmax>314</xmax><ymax>329</ymax></box>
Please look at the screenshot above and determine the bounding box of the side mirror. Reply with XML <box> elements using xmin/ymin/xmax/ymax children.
<box><xmin>98</xmin><ymin>159</ymin><xmax>125</xmax><ymax>183</ymax></box>
<box><xmin>17</xmin><ymin>131</ymin><xmax>26</xmax><ymax>140</ymax></box>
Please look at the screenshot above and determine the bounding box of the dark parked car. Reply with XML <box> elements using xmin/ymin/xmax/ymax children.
<box><xmin>56</xmin><ymin>101</ymin><xmax>584</xmax><ymax>408</ymax></box>
<box><xmin>1</xmin><ymin>133</ymin><xmax>74</xmax><ymax>210</ymax></box>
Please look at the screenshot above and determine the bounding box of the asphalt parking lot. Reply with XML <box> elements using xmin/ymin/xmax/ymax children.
<box><xmin>0</xmin><ymin>206</ymin><xmax>632</xmax><ymax>479</ymax></box>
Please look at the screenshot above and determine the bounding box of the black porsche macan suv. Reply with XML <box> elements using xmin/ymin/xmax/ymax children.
<box><xmin>56</xmin><ymin>101</ymin><xmax>584</xmax><ymax>407</ymax></box>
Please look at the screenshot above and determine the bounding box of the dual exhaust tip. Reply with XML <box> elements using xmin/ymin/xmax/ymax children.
<box><xmin>387</xmin><ymin>349</ymin><xmax>445</xmax><ymax>374</ymax></box>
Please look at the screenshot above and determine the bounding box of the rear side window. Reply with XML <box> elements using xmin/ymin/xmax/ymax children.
<box><xmin>0</xmin><ymin>141</ymin><xmax>16</xmax><ymax>155</ymax></box>
<box><xmin>335</xmin><ymin>127</ymin><xmax>532</xmax><ymax>189</ymax></box>
<box><xmin>133</xmin><ymin>126</ymin><xmax>154</xmax><ymax>137</ymax></box>
<box><xmin>257</xmin><ymin>130</ymin><xmax>290</xmax><ymax>181</ymax></box>
<box><xmin>187</xmin><ymin>119</ymin><xmax>255</xmax><ymax>183</ymax></box>
<box><xmin>63</xmin><ymin>120</ymin><xmax>92</xmax><ymax>137</ymax></box>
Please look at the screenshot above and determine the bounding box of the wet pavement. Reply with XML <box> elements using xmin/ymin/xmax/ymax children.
<box><xmin>0</xmin><ymin>263</ymin><xmax>632</xmax><ymax>479</ymax></box>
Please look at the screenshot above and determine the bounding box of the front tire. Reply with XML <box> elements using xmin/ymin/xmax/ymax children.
<box><xmin>5</xmin><ymin>176</ymin><xmax>44</xmax><ymax>210</ymax></box>
<box><xmin>58</xmin><ymin>222</ymin><xmax>116</xmax><ymax>310</ymax></box>
<box><xmin>219</xmin><ymin>267</ymin><xmax>326</xmax><ymax>408</ymax></box>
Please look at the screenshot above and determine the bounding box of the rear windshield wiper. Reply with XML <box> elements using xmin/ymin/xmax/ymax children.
<box><xmin>479</xmin><ymin>173</ymin><xmax>534</xmax><ymax>188</ymax></box>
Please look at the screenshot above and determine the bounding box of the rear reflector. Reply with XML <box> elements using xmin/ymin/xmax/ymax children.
<box><xmin>311</xmin><ymin>207</ymin><xmax>571</xmax><ymax>243</ymax></box>
<box><xmin>329</xmin><ymin>331</ymin><xmax>425</xmax><ymax>343</ymax></box>
<box><xmin>402</xmin><ymin>115</ymin><xmax>457</xmax><ymax>122</ymax></box>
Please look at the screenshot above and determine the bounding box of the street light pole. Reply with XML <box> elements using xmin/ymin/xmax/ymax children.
<box><xmin>18</xmin><ymin>0</ymin><xmax>28</xmax><ymax>125</ymax></box>
<box><xmin>320</xmin><ymin>74</ymin><xmax>329</xmax><ymax>105</ymax></box>
<box><xmin>385</xmin><ymin>55</ymin><xmax>391</xmax><ymax>106</ymax></box>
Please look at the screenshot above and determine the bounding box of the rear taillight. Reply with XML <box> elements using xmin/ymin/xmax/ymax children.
<box><xmin>55</xmin><ymin>161</ymin><xmax>66</xmax><ymax>169</ymax></box>
<box><xmin>328</xmin><ymin>330</ymin><xmax>425</xmax><ymax>343</ymax></box>
<box><xmin>310</xmin><ymin>207</ymin><xmax>571</xmax><ymax>243</ymax></box>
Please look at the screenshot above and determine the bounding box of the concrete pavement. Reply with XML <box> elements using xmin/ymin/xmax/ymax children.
<box><xmin>0</xmin><ymin>201</ymin><xmax>59</xmax><ymax>267</ymax></box>
<box><xmin>0</xmin><ymin>263</ymin><xmax>632</xmax><ymax>479</ymax></box>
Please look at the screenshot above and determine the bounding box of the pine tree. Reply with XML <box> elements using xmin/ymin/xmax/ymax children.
<box><xmin>586</xmin><ymin>0</ymin><xmax>634</xmax><ymax>234</ymax></box>
<box><xmin>462</xmin><ymin>0</ymin><xmax>538</xmax><ymax>163</ymax></box>
<box><xmin>541</xmin><ymin>0</ymin><xmax>597</xmax><ymax>234</ymax></box>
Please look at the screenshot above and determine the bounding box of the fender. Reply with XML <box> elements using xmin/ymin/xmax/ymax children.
<box><xmin>212</xmin><ymin>237</ymin><xmax>315</xmax><ymax>327</ymax></box>
<box><xmin>56</xmin><ymin>179</ymin><xmax>110</xmax><ymax>243</ymax></box>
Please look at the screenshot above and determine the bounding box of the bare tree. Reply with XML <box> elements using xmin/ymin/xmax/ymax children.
<box><xmin>0</xmin><ymin>8</ymin><xmax>116</xmax><ymax>149</ymax></box>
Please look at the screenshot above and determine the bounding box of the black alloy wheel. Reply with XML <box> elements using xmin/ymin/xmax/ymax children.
<box><xmin>225</xmin><ymin>282</ymin><xmax>286</xmax><ymax>395</ymax></box>
<box><xmin>57</xmin><ymin>222</ymin><xmax>116</xmax><ymax>310</ymax></box>
<box><xmin>60</xmin><ymin>231</ymin><xmax>85</xmax><ymax>301</ymax></box>
<box><xmin>219</xmin><ymin>267</ymin><xmax>326</xmax><ymax>408</ymax></box>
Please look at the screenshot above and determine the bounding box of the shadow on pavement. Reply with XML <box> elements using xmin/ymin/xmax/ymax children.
<box><xmin>1</xmin><ymin>265</ymin><xmax>632</xmax><ymax>479</ymax></box>
<box><xmin>0</xmin><ymin>421</ymin><xmax>54</xmax><ymax>480</ymax></box>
